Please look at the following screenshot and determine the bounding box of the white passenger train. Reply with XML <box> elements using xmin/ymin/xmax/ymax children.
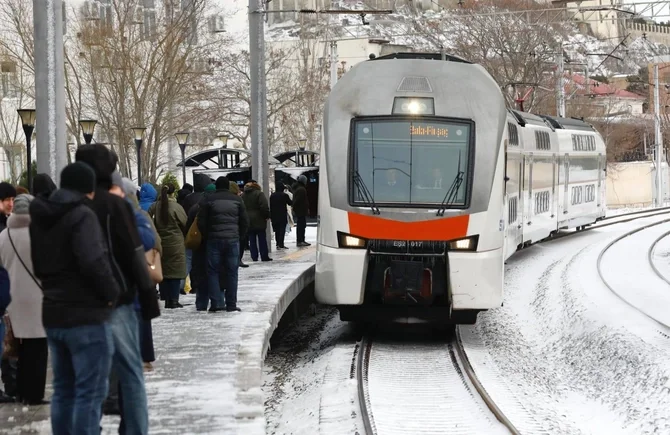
<box><xmin>315</xmin><ymin>53</ymin><xmax>606</xmax><ymax>324</ymax></box>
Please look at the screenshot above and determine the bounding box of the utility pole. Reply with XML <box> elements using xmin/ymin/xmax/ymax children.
<box><xmin>33</xmin><ymin>0</ymin><xmax>68</xmax><ymax>184</ymax></box>
<box><xmin>556</xmin><ymin>49</ymin><xmax>566</xmax><ymax>118</ymax></box>
<box><xmin>249</xmin><ymin>0</ymin><xmax>271</xmax><ymax>252</ymax></box>
<box><xmin>330</xmin><ymin>41</ymin><xmax>338</xmax><ymax>88</ymax></box>
<box><xmin>654</xmin><ymin>63</ymin><xmax>664</xmax><ymax>207</ymax></box>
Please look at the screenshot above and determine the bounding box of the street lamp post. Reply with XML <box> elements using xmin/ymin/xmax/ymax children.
<box><xmin>79</xmin><ymin>119</ymin><xmax>98</xmax><ymax>145</ymax></box>
<box><xmin>175</xmin><ymin>132</ymin><xmax>189</xmax><ymax>186</ymax></box>
<box><xmin>17</xmin><ymin>109</ymin><xmax>36</xmax><ymax>191</ymax></box>
<box><xmin>132</xmin><ymin>127</ymin><xmax>147</xmax><ymax>185</ymax></box>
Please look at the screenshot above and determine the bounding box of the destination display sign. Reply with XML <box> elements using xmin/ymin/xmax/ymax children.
<box><xmin>410</xmin><ymin>124</ymin><xmax>450</xmax><ymax>138</ymax></box>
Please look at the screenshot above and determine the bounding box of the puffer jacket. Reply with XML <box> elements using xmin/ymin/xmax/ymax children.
<box><xmin>242</xmin><ymin>182</ymin><xmax>270</xmax><ymax>231</ymax></box>
<box><xmin>148</xmin><ymin>198</ymin><xmax>187</xmax><ymax>279</ymax></box>
<box><xmin>139</xmin><ymin>183</ymin><xmax>157</xmax><ymax>212</ymax></box>
<box><xmin>197</xmin><ymin>188</ymin><xmax>249</xmax><ymax>240</ymax></box>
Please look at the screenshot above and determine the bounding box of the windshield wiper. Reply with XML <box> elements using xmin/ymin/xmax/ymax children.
<box><xmin>353</xmin><ymin>171</ymin><xmax>381</xmax><ymax>215</ymax></box>
<box><xmin>437</xmin><ymin>151</ymin><xmax>465</xmax><ymax>217</ymax></box>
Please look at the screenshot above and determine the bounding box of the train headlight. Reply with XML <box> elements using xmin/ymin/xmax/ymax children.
<box><xmin>392</xmin><ymin>97</ymin><xmax>435</xmax><ymax>115</ymax></box>
<box><xmin>337</xmin><ymin>232</ymin><xmax>368</xmax><ymax>249</ymax></box>
<box><xmin>448</xmin><ymin>236</ymin><xmax>478</xmax><ymax>251</ymax></box>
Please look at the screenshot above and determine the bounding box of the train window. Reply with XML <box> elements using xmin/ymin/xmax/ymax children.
<box><xmin>534</xmin><ymin>191</ymin><xmax>549</xmax><ymax>214</ymax></box>
<box><xmin>508</xmin><ymin>123</ymin><xmax>519</xmax><ymax>146</ymax></box>
<box><xmin>585</xmin><ymin>184</ymin><xmax>596</xmax><ymax>202</ymax></box>
<box><xmin>572</xmin><ymin>134</ymin><xmax>596</xmax><ymax>151</ymax></box>
<box><xmin>351</xmin><ymin>119</ymin><xmax>472</xmax><ymax>207</ymax></box>
<box><xmin>508</xmin><ymin>196</ymin><xmax>518</xmax><ymax>223</ymax></box>
<box><xmin>534</xmin><ymin>130</ymin><xmax>550</xmax><ymax>150</ymax></box>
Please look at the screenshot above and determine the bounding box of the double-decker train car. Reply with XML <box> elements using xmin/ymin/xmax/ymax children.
<box><xmin>315</xmin><ymin>52</ymin><xmax>606</xmax><ymax>324</ymax></box>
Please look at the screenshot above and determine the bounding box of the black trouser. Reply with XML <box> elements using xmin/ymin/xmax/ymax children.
<box><xmin>17</xmin><ymin>338</ymin><xmax>48</xmax><ymax>403</ymax></box>
<box><xmin>239</xmin><ymin>237</ymin><xmax>245</xmax><ymax>261</ymax></box>
<box><xmin>273</xmin><ymin>220</ymin><xmax>287</xmax><ymax>248</ymax></box>
<box><xmin>296</xmin><ymin>216</ymin><xmax>307</xmax><ymax>243</ymax></box>
<box><xmin>139</xmin><ymin>319</ymin><xmax>154</xmax><ymax>363</ymax></box>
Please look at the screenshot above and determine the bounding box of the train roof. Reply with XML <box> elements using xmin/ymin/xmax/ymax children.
<box><xmin>539</xmin><ymin>115</ymin><xmax>596</xmax><ymax>132</ymax></box>
<box><xmin>368</xmin><ymin>52</ymin><xmax>472</xmax><ymax>64</ymax></box>
<box><xmin>509</xmin><ymin>109</ymin><xmax>552</xmax><ymax>129</ymax></box>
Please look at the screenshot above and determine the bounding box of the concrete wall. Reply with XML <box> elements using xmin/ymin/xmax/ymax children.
<box><xmin>628</xmin><ymin>22</ymin><xmax>670</xmax><ymax>46</ymax></box>
<box><xmin>606</xmin><ymin>161</ymin><xmax>670</xmax><ymax>208</ymax></box>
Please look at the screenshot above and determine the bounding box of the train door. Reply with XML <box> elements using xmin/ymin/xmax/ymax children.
<box><xmin>596</xmin><ymin>154</ymin><xmax>603</xmax><ymax>207</ymax></box>
<box><xmin>527</xmin><ymin>153</ymin><xmax>533</xmax><ymax>226</ymax></box>
<box><xmin>551</xmin><ymin>153</ymin><xmax>557</xmax><ymax>220</ymax></box>
<box><xmin>563</xmin><ymin>154</ymin><xmax>570</xmax><ymax>216</ymax></box>
<box><xmin>520</xmin><ymin>157</ymin><xmax>526</xmax><ymax>231</ymax></box>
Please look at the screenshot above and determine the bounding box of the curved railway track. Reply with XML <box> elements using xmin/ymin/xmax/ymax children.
<box><xmin>356</xmin><ymin>332</ymin><xmax>519</xmax><ymax>435</ymax></box>
<box><xmin>649</xmin><ymin>229</ymin><xmax>670</xmax><ymax>286</ymax></box>
<box><xmin>351</xmin><ymin>208</ymin><xmax>670</xmax><ymax>434</ymax></box>
<box><xmin>597</xmin><ymin>217</ymin><xmax>670</xmax><ymax>329</ymax></box>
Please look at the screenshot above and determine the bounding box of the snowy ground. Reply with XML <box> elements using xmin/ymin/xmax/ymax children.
<box><xmin>1</xmin><ymin>227</ymin><xmax>317</xmax><ymax>435</ymax></box>
<box><xmin>264</xmin><ymin>214</ymin><xmax>670</xmax><ymax>435</ymax></box>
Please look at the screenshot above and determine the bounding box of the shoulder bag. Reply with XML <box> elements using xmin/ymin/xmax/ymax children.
<box><xmin>184</xmin><ymin>217</ymin><xmax>202</xmax><ymax>250</ymax></box>
<box><xmin>146</xmin><ymin>248</ymin><xmax>163</xmax><ymax>284</ymax></box>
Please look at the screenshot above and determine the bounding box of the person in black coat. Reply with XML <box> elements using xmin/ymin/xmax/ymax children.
<box><xmin>270</xmin><ymin>182</ymin><xmax>292</xmax><ymax>250</ymax></box>
<box><xmin>176</xmin><ymin>183</ymin><xmax>193</xmax><ymax>209</ymax></box>
<box><xmin>292</xmin><ymin>175</ymin><xmax>310</xmax><ymax>247</ymax></box>
<box><xmin>75</xmin><ymin>145</ymin><xmax>156</xmax><ymax>434</ymax></box>
<box><xmin>30</xmin><ymin>162</ymin><xmax>121</xmax><ymax>434</ymax></box>
<box><xmin>32</xmin><ymin>174</ymin><xmax>57</xmax><ymax>199</ymax></box>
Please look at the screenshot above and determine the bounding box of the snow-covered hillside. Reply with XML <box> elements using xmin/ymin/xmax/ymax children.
<box><xmin>231</xmin><ymin>0</ymin><xmax>670</xmax><ymax>77</ymax></box>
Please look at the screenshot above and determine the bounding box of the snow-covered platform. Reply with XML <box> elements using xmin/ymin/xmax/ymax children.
<box><xmin>0</xmin><ymin>229</ymin><xmax>317</xmax><ymax>434</ymax></box>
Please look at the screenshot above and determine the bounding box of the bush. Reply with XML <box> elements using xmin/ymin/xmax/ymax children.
<box><xmin>18</xmin><ymin>161</ymin><xmax>37</xmax><ymax>190</ymax></box>
<box><xmin>160</xmin><ymin>172</ymin><xmax>180</xmax><ymax>195</ymax></box>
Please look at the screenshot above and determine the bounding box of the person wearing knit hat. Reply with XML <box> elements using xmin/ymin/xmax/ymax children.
<box><xmin>109</xmin><ymin>171</ymin><xmax>124</xmax><ymax>198</ymax></box>
<box><xmin>204</xmin><ymin>183</ymin><xmax>216</xmax><ymax>193</ymax></box>
<box><xmin>29</xmin><ymin>162</ymin><xmax>123</xmax><ymax>431</ymax></box>
<box><xmin>0</xmin><ymin>181</ymin><xmax>17</xmax><ymax>216</ymax></box>
<box><xmin>0</xmin><ymin>193</ymin><xmax>49</xmax><ymax>406</ymax></box>
<box><xmin>74</xmin><ymin>150</ymin><xmax>156</xmax><ymax>432</ymax></box>
<box><xmin>60</xmin><ymin>162</ymin><xmax>96</xmax><ymax>196</ymax></box>
<box><xmin>32</xmin><ymin>174</ymin><xmax>57</xmax><ymax>200</ymax></box>
<box><xmin>214</xmin><ymin>176</ymin><xmax>230</xmax><ymax>191</ymax></box>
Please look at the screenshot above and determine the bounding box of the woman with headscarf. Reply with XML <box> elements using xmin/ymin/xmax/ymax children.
<box><xmin>0</xmin><ymin>194</ymin><xmax>48</xmax><ymax>405</ymax></box>
<box><xmin>148</xmin><ymin>184</ymin><xmax>187</xmax><ymax>308</ymax></box>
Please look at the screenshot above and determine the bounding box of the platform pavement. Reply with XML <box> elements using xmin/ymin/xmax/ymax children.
<box><xmin>0</xmin><ymin>229</ymin><xmax>317</xmax><ymax>434</ymax></box>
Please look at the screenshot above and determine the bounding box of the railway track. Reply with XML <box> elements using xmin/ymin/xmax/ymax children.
<box><xmin>538</xmin><ymin>207</ymin><xmax>670</xmax><ymax>245</ymax></box>
<box><xmin>649</xmin><ymin>229</ymin><xmax>670</xmax><ymax>286</ymax></box>
<box><xmin>597</xmin><ymin>216</ymin><xmax>670</xmax><ymax>329</ymax></box>
<box><xmin>356</xmin><ymin>332</ymin><xmax>519</xmax><ymax>435</ymax></box>
<box><xmin>351</xmin><ymin>208</ymin><xmax>670</xmax><ymax>435</ymax></box>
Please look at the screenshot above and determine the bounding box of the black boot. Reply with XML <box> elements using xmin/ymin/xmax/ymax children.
<box><xmin>165</xmin><ymin>300</ymin><xmax>174</xmax><ymax>309</ymax></box>
<box><xmin>172</xmin><ymin>300</ymin><xmax>183</xmax><ymax>308</ymax></box>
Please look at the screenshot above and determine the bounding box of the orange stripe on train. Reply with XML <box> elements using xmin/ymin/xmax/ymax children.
<box><xmin>347</xmin><ymin>212</ymin><xmax>470</xmax><ymax>241</ymax></box>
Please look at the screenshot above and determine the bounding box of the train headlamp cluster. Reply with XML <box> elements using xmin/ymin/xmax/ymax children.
<box><xmin>392</xmin><ymin>97</ymin><xmax>435</xmax><ymax>115</ymax></box>
<box><xmin>337</xmin><ymin>232</ymin><xmax>367</xmax><ymax>249</ymax></box>
<box><xmin>448</xmin><ymin>236</ymin><xmax>478</xmax><ymax>251</ymax></box>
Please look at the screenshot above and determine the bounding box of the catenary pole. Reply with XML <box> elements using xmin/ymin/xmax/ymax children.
<box><xmin>654</xmin><ymin>63</ymin><xmax>663</xmax><ymax>207</ymax></box>
<box><xmin>330</xmin><ymin>41</ymin><xmax>338</xmax><ymax>88</ymax></box>
<box><xmin>33</xmin><ymin>0</ymin><xmax>68</xmax><ymax>184</ymax></box>
<box><xmin>249</xmin><ymin>0</ymin><xmax>271</xmax><ymax>252</ymax></box>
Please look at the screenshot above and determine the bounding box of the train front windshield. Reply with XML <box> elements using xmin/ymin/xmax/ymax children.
<box><xmin>351</xmin><ymin>118</ymin><xmax>473</xmax><ymax>207</ymax></box>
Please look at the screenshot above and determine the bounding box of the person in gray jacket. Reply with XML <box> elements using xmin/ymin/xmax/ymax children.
<box><xmin>197</xmin><ymin>176</ymin><xmax>249</xmax><ymax>312</ymax></box>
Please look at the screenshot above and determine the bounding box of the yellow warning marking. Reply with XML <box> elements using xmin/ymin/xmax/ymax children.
<box><xmin>281</xmin><ymin>246</ymin><xmax>316</xmax><ymax>261</ymax></box>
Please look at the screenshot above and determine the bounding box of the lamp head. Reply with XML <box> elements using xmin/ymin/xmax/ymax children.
<box><xmin>298</xmin><ymin>138</ymin><xmax>307</xmax><ymax>150</ymax></box>
<box><xmin>79</xmin><ymin>119</ymin><xmax>98</xmax><ymax>136</ymax></box>
<box><xmin>132</xmin><ymin>127</ymin><xmax>146</xmax><ymax>141</ymax></box>
<box><xmin>175</xmin><ymin>131</ymin><xmax>189</xmax><ymax>145</ymax></box>
<box><xmin>17</xmin><ymin>109</ymin><xmax>36</xmax><ymax>127</ymax></box>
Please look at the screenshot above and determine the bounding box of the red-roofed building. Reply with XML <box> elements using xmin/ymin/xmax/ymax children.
<box><xmin>565</xmin><ymin>72</ymin><xmax>646</xmax><ymax>116</ymax></box>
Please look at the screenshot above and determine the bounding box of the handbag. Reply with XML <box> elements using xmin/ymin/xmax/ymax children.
<box><xmin>2</xmin><ymin>314</ymin><xmax>18</xmax><ymax>359</ymax></box>
<box><xmin>7</xmin><ymin>229</ymin><xmax>42</xmax><ymax>290</ymax></box>
<box><xmin>145</xmin><ymin>248</ymin><xmax>163</xmax><ymax>284</ymax></box>
<box><xmin>184</xmin><ymin>217</ymin><xmax>202</xmax><ymax>250</ymax></box>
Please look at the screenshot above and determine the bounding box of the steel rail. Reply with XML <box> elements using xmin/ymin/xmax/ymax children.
<box><xmin>597</xmin><ymin>217</ymin><xmax>670</xmax><ymax>329</ymax></box>
<box><xmin>648</xmin><ymin>229</ymin><xmax>670</xmax><ymax>286</ymax></box>
<box><xmin>454</xmin><ymin>327</ymin><xmax>521</xmax><ymax>435</ymax></box>
<box><xmin>536</xmin><ymin>207</ymin><xmax>670</xmax><ymax>245</ymax></box>
<box><xmin>357</xmin><ymin>336</ymin><xmax>375</xmax><ymax>435</ymax></box>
